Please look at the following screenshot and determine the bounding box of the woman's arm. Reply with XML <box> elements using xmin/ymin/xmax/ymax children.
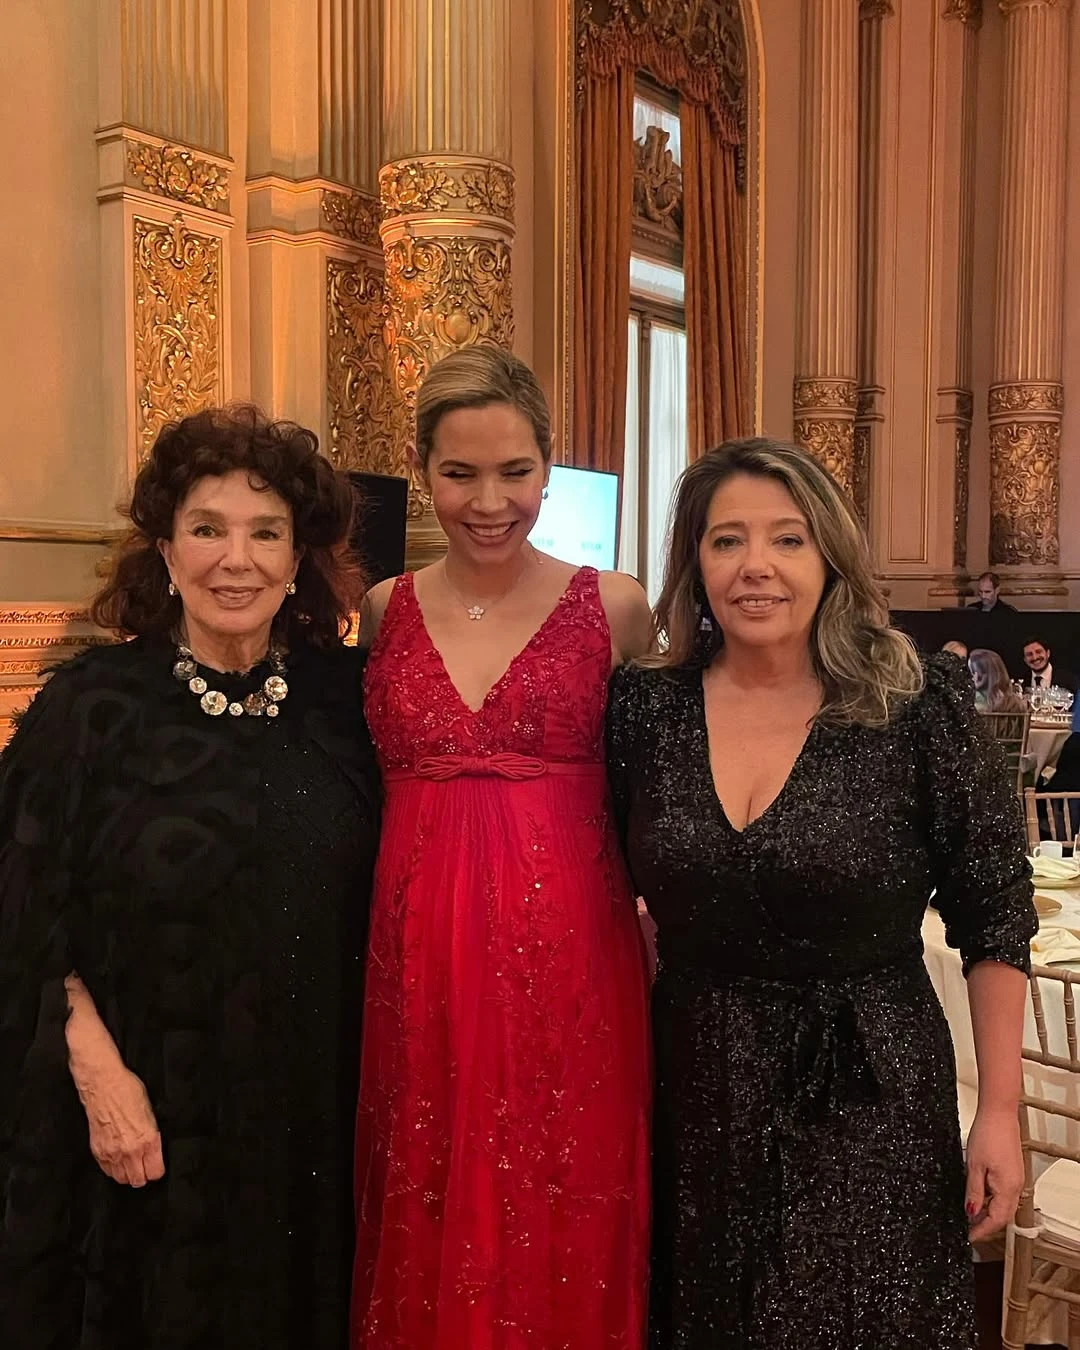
<box><xmin>357</xmin><ymin>577</ymin><xmax>396</xmax><ymax>649</ymax></box>
<box><xmin>598</xmin><ymin>571</ymin><xmax>654</xmax><ymax>664</ymax></box>
<box><xmin>963</xmin><ymin>960</ymin><xmax>1027</xmax><ymax>1241</ymax></box>
<box><xmin>65</xmin><ymin>974</ymin><xmax>165</xmax><ymax>1188</ymax></box>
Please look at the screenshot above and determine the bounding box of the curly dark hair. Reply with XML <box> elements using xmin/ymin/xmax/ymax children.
<box><xmin>91</xmin><ymin>404</ymin><xmax>363</xmax><ymax>648</ymax></box>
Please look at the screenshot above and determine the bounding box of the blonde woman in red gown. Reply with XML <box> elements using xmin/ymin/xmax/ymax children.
<box><xmin>351</xmin><ymin>347</ymin><xmax>652</xmax><ymax>1350</ymax></box>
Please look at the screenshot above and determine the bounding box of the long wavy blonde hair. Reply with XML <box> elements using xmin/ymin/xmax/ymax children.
<box><xmin>645</xmin><ymin>437</ymin><xmax>925</xmax><ymax>728</ymax></box>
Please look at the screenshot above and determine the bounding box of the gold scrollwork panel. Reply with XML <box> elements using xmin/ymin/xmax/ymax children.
<box><xmin>134</xmin><ymin>214</ymin><xmax>222</xmax><ymax>462</ymax></box>
<box><xmin>326</xmin><ymin>259</ymin><xmax>399</xmax><ymax>476</ymax></box>
<box><xmin>793</xmin><ymin>379</ymin><xmax>859</xmax><ymax>413</ymax></box>
<box><xmin>382</xmin><ymin>235</ymin><xmax>514</xmax><ymax>514</ymax></box>
<box><xmin>793</xmin><ymin>417</ymin><xmax>855</xmax><ymax>497</ymax></box>
<box><xmin>989</xmin><ymin>421</ymin><xmax>1060</xmax><ymax>566</ymax></box>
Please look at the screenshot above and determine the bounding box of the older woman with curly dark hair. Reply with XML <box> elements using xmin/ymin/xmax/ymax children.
<box><xmin>0</xmin><ymin>405</ymin><xmax>379</xmax><ymax>1350</ymax></box>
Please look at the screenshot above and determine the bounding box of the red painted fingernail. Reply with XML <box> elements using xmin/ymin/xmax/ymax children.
<box><xmin>966</xmin><ymin>1201</ymin><xmax>978</xmax><ymax>1217</ymax></box>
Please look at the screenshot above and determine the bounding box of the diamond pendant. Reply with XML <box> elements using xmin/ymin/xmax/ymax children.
<box><xmin>466</xmin><ymin>605</ymin><xmax>485</xmax><ymax>621</ymax></box>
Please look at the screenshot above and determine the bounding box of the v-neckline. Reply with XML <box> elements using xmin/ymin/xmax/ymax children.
<box><xmin>407</xmin><ymin>568</ymin><xmax>585</xmax><ymax>716</ymax></box>
<box><xmin>694</xmin><ymin>674</ymin><xmax>820</xmax><ymax>835</ymax></box>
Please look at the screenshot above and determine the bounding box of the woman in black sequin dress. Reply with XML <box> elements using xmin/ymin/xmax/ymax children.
<box><xmin>607</xmin><ymin>439</ymin><xmax>1036</xmax><ymax>1349</ymax></box>
<box><xmin>0</xmin><ymin>409</ymin><xmax>379</xmax><ymax>1350</ymax></box>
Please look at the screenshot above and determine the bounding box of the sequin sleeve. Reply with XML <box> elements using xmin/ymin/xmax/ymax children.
<box><xmin>0</xmin><ymin>659</ymin><xmax>92</xmax><ymax>1207</ymax></box>
<box><xmin>605</xmin><ymin>663</ymin><xmax>647</xmax><ymax>861</ymax></box>
<box><xmin>917</xmin><ymin>652</ymin><xmax>1036</xmax><ymax>975</ymax></box>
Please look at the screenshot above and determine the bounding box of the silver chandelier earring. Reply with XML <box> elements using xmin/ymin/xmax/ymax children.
<box><xmin>285</xmin><ymin>580</ymin><xmax>297</xmax><ymax>596</ymax></box>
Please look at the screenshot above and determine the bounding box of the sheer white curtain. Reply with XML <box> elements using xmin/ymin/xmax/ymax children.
<box><xmin>619</xmin><ymin>315</ymin><xmax>640</xmax><ymax>578</ymax></box>
<box><xmin>645</xmin><ymin>323</ymin><xmax>687</xmax><ymax>603</ymax></box>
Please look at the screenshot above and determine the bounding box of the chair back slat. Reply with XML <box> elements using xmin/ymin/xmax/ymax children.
<box><xmin>1031</xmin><ymin>976</ymin><xmax>1051</xmax><ymax>1057</ymax></box>
<box><xmin>982</xmin><ymin>709</ymin><xmax>1031</xmax><ymax>795</ymax></box>
<box><xmin>1067</xmin><ymin>980</ymin><xmax>1078</xmax><ymax>1062</ymax></box>
<box><xmin>1023</xmin><ymin>789</ymin><xmax>1080</xmax><ymax>853</ymax></box>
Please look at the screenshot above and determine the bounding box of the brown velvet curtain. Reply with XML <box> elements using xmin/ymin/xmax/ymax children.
<box><xmin>682</xmin><ymin>101</ymin><xmax>748</xmax><ymax>457</ymax></box>
<box><xmin>572</xmin><ymin>67</ymin><xmax>634</xmax><ymax>473</ymax></box>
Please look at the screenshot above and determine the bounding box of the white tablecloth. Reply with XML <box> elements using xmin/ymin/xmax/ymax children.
<box><xmin>924</xmin><ymin>894</ymin><xmax>1080</xmax><ymax>1344</ymax></box>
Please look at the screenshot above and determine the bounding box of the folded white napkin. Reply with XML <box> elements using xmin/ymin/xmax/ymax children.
<box><xmin>1031</xmin><ymin>925</ymin><xmax>1080</xmax><ymax>965</ymax></box>
<box><xmin>1029</xmin><ymin>855</ymin><xmax>1080</xmax><ymax>882</ymax></box>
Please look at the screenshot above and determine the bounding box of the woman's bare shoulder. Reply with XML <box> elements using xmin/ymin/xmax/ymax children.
<box><xmin>358</xmin><ymin>575</ymin><xmax>401</xmax><ymax>648</ymax></box>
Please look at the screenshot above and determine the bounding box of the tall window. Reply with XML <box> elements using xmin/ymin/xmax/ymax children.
<box><xmin>620</xmin><ymin>79</ymin><xmax>688</xmax><ymax>602</ymax></box>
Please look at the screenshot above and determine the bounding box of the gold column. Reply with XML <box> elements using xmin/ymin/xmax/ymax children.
<box><xmin>854</xmin><ymin>0</ymin><xmax>893</xmax><ymax>520</ymax></box>
<box><xmin>794</xmin><ymin>0</ymin><xmax>859</xmax><ymax>496</ymax></box>
<box><xmin>927</xmin><ymin>0</ymin><xmax>982</xmax><ymax>603</ymax></box>
<box><xmin>989</xmin><ymin>0</ymin><xmax>1072</xmax><ymax>598</ymax></box>
<box><xmin>380</xmin><ymin>0</ymin><xmax>515</xmax><ymax>566</ymax></box>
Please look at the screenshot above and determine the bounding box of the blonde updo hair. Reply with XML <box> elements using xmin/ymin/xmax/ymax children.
<box><xmin>645</xmin><ymin>437</ymin><xmax>925</xmax><ymax>729</ymax></box>
<box><xmin>415</xmin><ymin>345</ymin><xmax>552</xmax><ymax>470</ymax></box>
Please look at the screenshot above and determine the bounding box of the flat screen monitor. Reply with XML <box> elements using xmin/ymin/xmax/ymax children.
<box><xmin>528</xmin><ymin>464</ymin><xmax>619</xmax><ymax>570</ymax></box>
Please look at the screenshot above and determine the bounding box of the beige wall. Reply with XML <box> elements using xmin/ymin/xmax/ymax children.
<box><xmin>0</xmin><ymin>0</ymin><xmax>113</xmax><ymax>599</ymax></box>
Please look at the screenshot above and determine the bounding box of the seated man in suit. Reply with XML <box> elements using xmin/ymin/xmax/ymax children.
<box><xmin>1024</xmin><ymin>636</ymin><xmax>1078</xmax><ymax>694</ymax></box>
<box><xmin>968</xmin><ymin>570</ymin><xmax>1016</xmax><ymax>612</ymax></box>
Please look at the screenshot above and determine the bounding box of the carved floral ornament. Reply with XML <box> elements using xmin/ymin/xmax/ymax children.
<box><xmin>793</xmin><ymin>379</ymin><xmax>859</xmax><ymax>413</ymax></box>
<box><xmin>943</xmin><ymin>0</ymin><xmax>983</xmax><ymax>23</ymax></box>
<box><xmin>133</xmin><ymin>214</ymin><xmax>222</xmax><ymax>462</ymax></box>
<box><xmin>379</xmin><ymin>160</ymin><xmax>515</xmax><ymax>224</ymax></box>
<box><xmin>321</xmin><ymin>189</ymin><xmax>382</xmax><ymax>248</ymax></box>
<box><xmin>126</xmin><ymin>141</ymin><xmax>231</xmax><ymax>212</ymax></box>
<box><xmin>859</xmin><ymin>0</ymin><xmax>894</xmax><ymax>19</ymax></box>
<box><xmin>794</xmin><ymin>417</ymin><xmax>855</xmax><ymax>497</ymax></box>
<box><xmin>989</xmin><ymin>381</ymin><xmax>1064</xmax><ymax>415</ymax></box>
<box><xmin>326</xmin><ymin>259</ymin><xmax>400</xmax><ymax>477</ymax></box>
<box><xmin>632</xmin><ymin>126</ymin><xmax>683</xmax><ymax>237</ymax></box>
<box><xmin>990</xmin><ymin>421</ymin><xmax>1061</xmax><ymax>566</ymax></box>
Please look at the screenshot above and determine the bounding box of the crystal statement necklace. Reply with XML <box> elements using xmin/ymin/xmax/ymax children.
<box><xmin>172</xmin><ymin>642</ymin><xmax>289</xmax><ymax>718</ymax></box>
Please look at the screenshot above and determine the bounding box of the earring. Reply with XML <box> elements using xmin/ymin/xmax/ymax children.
<box><xmin>285</xmin><ymin>580</ymin><xmax>297</xmax><ymax>596</ymax></box>
<box><xmin>542</xmin><ymin>488</ymin><xmax>550</xmax><ymax>501</ymax></box>
<box><xmin>168</xmin><ymin>582</ymin><xmax>177</xmax><ymax>597</ymax></box>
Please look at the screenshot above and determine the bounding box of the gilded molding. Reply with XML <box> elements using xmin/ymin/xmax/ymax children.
<box><xmin>860</xmin><ymin>0</ymin><xmax>895</xmax><ymax>18</ymax></box>
<box><xmin>321</xmin><ymin>189</ymin><xmax>383</xmax><ymax>249</ymax></box>
<box><xmin>326</xmin><ymin>259</ymin><xmax>400</xmax><ymax>476</ymax></box>
<box><xmin>793</xmin><ymin>417</ymin><xmax>855</xmax><ymax>497</ymax></box>
<box><xmin>989</xmin><ymin>421</ymin><xmax>1061</xmax><ymax>565</ymax></box>
<box><xmin>133</xmin><ymin>214</ymin><xmax>222</xmax><ymax>462</ymax></box>
<box><xmin>999</xmin><ymin>0</ymin><xmax>1070</xmax><ymax>13</ymax></box>
<box><xmin>988</xmin><ymin>381</ymin><xmax>1064</xmax><ymax>414</ymax></box>
<box><xmin>383</xmin><ymin>235</ymin><xmax>514</xmax><ymax>514</ymax></box>
<box><xmin>126</xmin><ymin>141</ymin><xmax>231</xmax><ymax>213</ymax></box>
<box><xmin>793</xmin><ymin>378</ymin><xmax>859</xmax><ymax>412</ymax></box>
<box><xmin>0</xmin><ymin>608</ymin><xmax>91</xmax><ymax>626</ymax></box>
<box><xmin>379</xmin><ymin>158</ymin><xmax>516</xmax><ymax>224</ymax></box>
<box><xmin>944</xmin><ymin>0</ymin><xmax>984</xmax><ymax>24</ymax></box>
<box><xmin>852</xmin><ymin>425</ymin><xmax>871</xmax><ymax>521</ymax></box>
<box><xmin>954</xmin><ymin>424</ymin><xmax>971</xmax><ymax>569</ymax></box>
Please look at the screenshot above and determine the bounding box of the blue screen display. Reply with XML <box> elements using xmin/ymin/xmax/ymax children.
<box><xmin>528</xmin><ymin>464</ymin><xmax>619</xmax><ymax>570</ymax></box>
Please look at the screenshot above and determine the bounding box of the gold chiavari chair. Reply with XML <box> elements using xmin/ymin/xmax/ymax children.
<box><xmin>1024</xmin><ymin>789</ymin><xmax>1080</xmax><ymax>855</ymax></box>
<box><xmin>982</xmin><ymin>709</ymin><xmax>1031</xmax><ymax>796</ymax></box>
<box><xmin>1003</xmin><ymin>964</ymin><xmax>1080</xmax><ymax>1350</ymax></box>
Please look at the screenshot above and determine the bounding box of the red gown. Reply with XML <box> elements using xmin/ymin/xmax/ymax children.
<box><xmin>352</xmin><ymin>566</ymin><xmax>651</xmax><ymax>1350</ymax></box>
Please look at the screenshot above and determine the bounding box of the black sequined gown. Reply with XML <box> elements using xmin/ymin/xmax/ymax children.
<box><xmin>606</xmin><ymin>653</ymin><xmax>1036</xmax><ymax>1350</ymax></box>
<box><xmin>0</xmin><ymin>638</ymin><xmax>379</xmax><ymax>1350</ymax></box>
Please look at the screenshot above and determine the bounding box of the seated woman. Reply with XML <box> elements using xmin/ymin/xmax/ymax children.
<box><xmin>968</xmin><ymin>647</ymin><xmax>1025</xmax><ymax>714</ymax></box>
<box><xmin>0</xmin><ymin>406</ymin><xmax>379</xmax><ymax>1350</ymax></box>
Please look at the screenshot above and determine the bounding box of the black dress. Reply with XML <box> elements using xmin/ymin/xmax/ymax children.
<box><xmin>606</xmin><ymin>653</ymin><xmax>1036</xmax><ymax>1350</ymax></box>
<box><xmin>0</xmin><ymin>638</ymin><xmax>379</xmax><ymax>1350</ymax></box>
